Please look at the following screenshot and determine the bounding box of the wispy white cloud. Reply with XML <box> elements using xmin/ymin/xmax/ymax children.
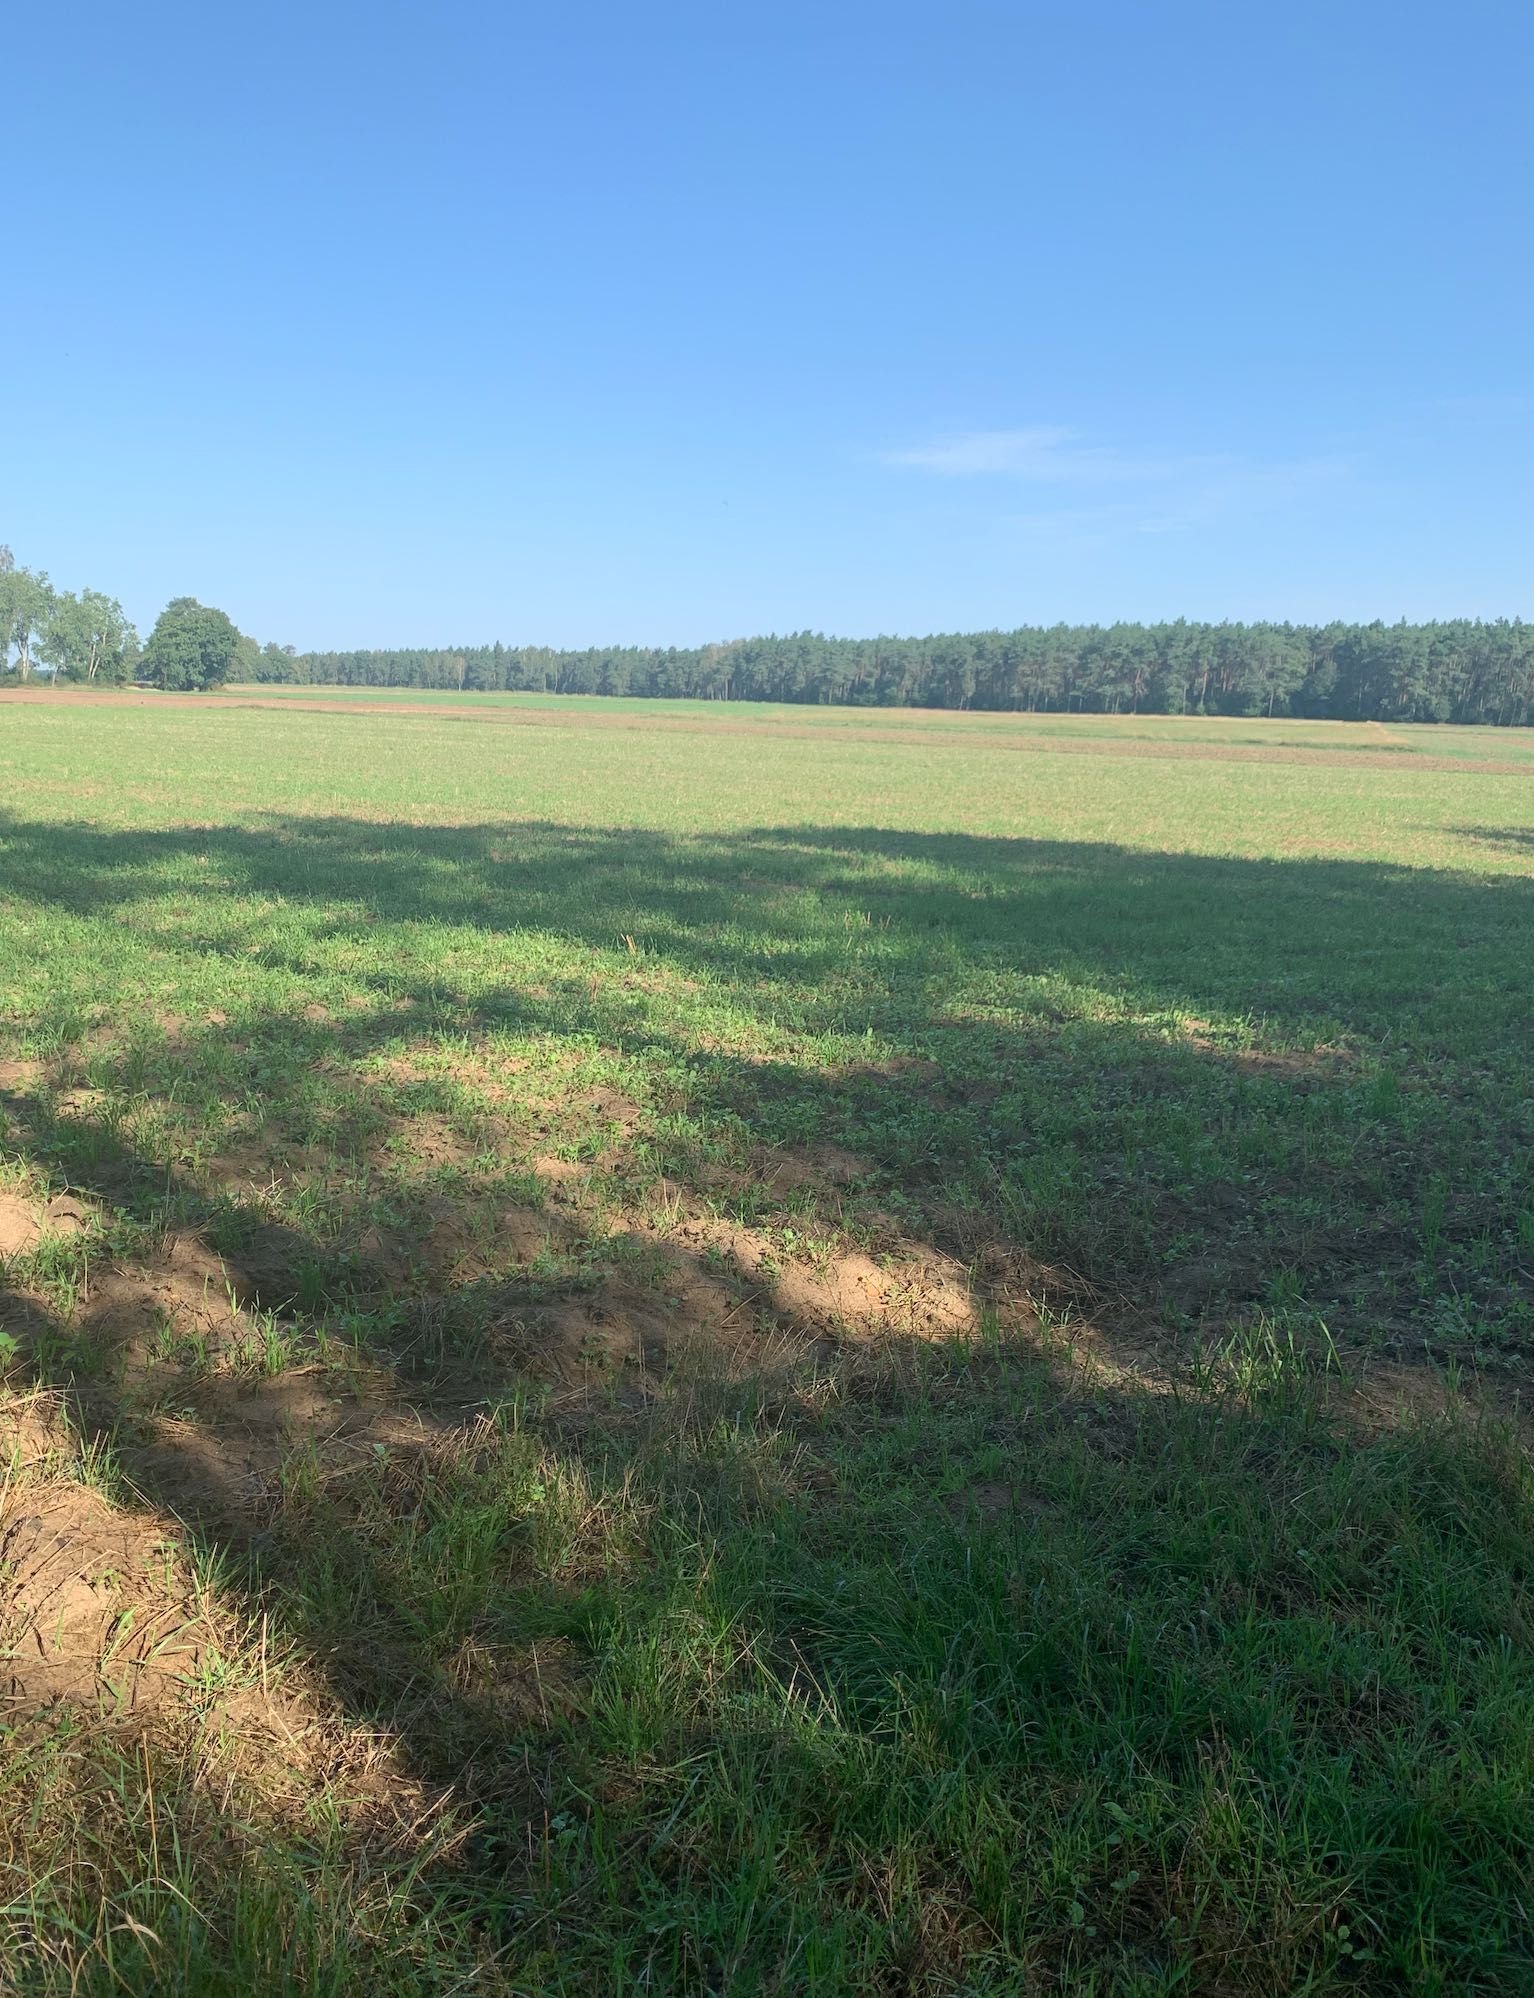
<box><xmin>881</xmin><ymin>426</ymin><xmax>1201</xmax><ymax>483</ymax></box>
<box><xmin>882</xmin><ymin>425</ymin><xmax>1355</xmax><ymax>539</ymax></box>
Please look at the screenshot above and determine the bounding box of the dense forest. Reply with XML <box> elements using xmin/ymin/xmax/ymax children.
<box><xmin>6</xmin><ymin>543</ymin><xmax>1534</xmax><ymax>723</ymax></box>
<box><xmin>291</xmin><ymin>621</ymin><xmax>1534</xmax><ymax>724</ymax></box>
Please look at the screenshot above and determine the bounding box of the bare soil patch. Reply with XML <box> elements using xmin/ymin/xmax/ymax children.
<box><xmin>127</xmin><ymin>1380</ymin><xmax>458</xmax><ymax>1536</ymax></box>
<box><xmin>0</xmin><ymin>1197</ymin><xmax>43</xmax><ymax>1260</ymax></box>
<box><xmin>382</xmin><ymin>1112</ymin><xmax>485</xmax><ymax>1171</ymax></box>
<box><xmin>663</xmin><ymin>1213</ymin><xmax>984</xmax><ymax>1342</ymax></box>
<box><xmin>762</xmin><ymin>1143</ymin><xmax>870</xmax><ymax>1191</ymax></box>
<box><xmin>78</xmin><ymin>1236</ymin><xmax>248</xmax><ymax>1355</ymax></box>
<box><xmin>422</xmin><ymin>1199</ymin><xmax>572</xmax><ymax>1282</ymax></box>
<box><xmin>579</xmin><ymin>1084</ymin><xmax>645</xmax><ymax>1139</ymax></box>
<box><xmin>0</xmin><ymin>1192</ymin><xmax>90</xmax><ymax>1259</ymax></box>
<box><xmin>380</xmin><ymin>1047</ymin><xmax>533</xmax><ymax>1104</ymax></box>
<box><xmin>1</xmin><ymin>1486</ymin><xmax>225</xmax><ymax>1726</ymax></box>
<box><xmin>1176</xmin><ymin>1020</ymin><xmax>1360</xmax><ymax>1085</ymax></box>
<box><xmin>0</xmin><ymin>1397</ymin><xmax>439</xmax><ymax>1838</ymax></box>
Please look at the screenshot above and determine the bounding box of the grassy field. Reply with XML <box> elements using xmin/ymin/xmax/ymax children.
<box><xmin>1</xmin><ymin>694</ymin><xmax>1533</xmax><ymax>1993</ymax></box>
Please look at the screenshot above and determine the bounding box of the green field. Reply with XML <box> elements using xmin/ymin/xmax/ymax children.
<box><xmin>2</xmin><ymin>696</ymin><xmax>1533</xmax><ymax>1994</ymax></box>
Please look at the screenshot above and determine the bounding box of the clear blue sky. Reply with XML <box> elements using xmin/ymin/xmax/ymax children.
<box><xmin>8</xmin><ymin>0</ymin><xmax>1532</xmax><ymax>648</ymax></box>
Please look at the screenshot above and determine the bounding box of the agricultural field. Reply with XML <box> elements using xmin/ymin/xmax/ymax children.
<box><xmin>1</xmin><ymin>691</ymin><xmax>1533</xmax><ymax>1994</ymax></box>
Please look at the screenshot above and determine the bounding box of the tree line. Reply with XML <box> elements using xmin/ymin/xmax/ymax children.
<box><xmin>0</xmin><ymin>547</ymin><xmax>289</xmax><ymax>691</ymax></box>
<box><xmin>289</xmin><ymin>621</ymin><xmax>1534</xmax><ymax>724</ymax></box>
<box><xmin>6</xmin><ymin>543</ymin><xmax>1534</xmax><ymax>723</ymax></box>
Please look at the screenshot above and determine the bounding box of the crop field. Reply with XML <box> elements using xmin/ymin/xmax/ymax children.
<box><xmin>1</xmin><ymin>692</ymin><xmax>1533</xmax><ymax>1994</ymax></box>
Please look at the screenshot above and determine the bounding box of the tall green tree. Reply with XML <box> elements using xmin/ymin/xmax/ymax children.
<box><xmin>252</xmin><ymin>641</ymin><xmax>304</xmax><ymax>683</ymax></box>
<box><xmin>140</xmin><ymin>597</ymin><xmax>243</xmax><ymax>692</ymax></box>
<box><xmin>0</xmin><ymin>564</ymin><xmax>55</xmax><ymax>680</ymax></box>
<box><xmin>39</xmin><ymin>589</ymin><xmax>139</xmax><ymax>683</ymax></box>
<box><xmin>230</xmin><ymin>632</ymin><xmax>262</xmax><ymax>683</ymax></box>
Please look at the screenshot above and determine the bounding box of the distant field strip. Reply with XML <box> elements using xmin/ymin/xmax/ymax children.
<box><xmin>8</xmin><ymin>682</ymin><xmax>1534</xmax><ymax>768</ymax></box>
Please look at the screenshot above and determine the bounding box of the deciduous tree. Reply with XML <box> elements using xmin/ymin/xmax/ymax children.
<box><xmin>40</xmin><ymin>589</ymin><xmax>139</xmax><ymax>683</ymax></box>
<box><xmin>140</xmin><ymin>597</ymin><xmax>243</xmax><ymax>692</ymax></box>
<box><xmin>0</xmin><ymin>565</ymin><xmax>54</xmax><ymax>680</ymax></box>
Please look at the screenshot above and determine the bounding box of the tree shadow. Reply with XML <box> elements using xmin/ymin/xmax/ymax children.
<box><xmin>2</xmin><ymin>809</ymin><xmax>1534</xmax><ymax>1985</ymax></box>
<box><xmin>1441</xmin><ymin>822</ymin><xmax>1534</xmax><ymax>856</ymax></box>
<box><xmin>3</xmin><ymin>804</ymin><xmax>1528</xmax><ymax>1024</ymax></box>
<box><xmin>3</xmin><ymin>1090</ymin><xmax>1530</xmax><ymax>1990</ymax></box>
<box><xmin>2</xmin><ymin>806</ymin><xmax>1530</xmax><ymax>1329</ymax></box>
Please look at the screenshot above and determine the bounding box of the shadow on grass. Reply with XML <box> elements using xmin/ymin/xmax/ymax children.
<box><xmin>2</xmin><ymin>807</ymin><xmax>1531</xmax><ymax>1337</ymax></box>
<box><xmin>2</xmin><ymin>811</ymin><xmax>1534</xmax><ymax>1990</ymax></box>
<box><xmin>5</xmin><ymin>1127</ymin><xmax>1534</xmax><ymax>1991</ymax></box>
<box><xmin>1442</xmin><ymin>822</ymin><xmax>1534</xmax><ymax>855</ymax></box>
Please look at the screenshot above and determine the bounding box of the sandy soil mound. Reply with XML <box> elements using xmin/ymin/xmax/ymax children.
<box><xmin>0</xmin><ymin>1488</ymin><xmax>223</xmax><ymax>1724</ymax></box>
<box><xmin>0</xmin><ymin>1191</ymin><xmax>91</xmax><ymax>1259</ymax></box>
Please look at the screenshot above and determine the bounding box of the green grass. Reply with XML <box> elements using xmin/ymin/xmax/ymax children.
<box><xmin>0</xmin><ymin>698</ymin><xmax>1532</xmax><ymax>1993</ymax></box>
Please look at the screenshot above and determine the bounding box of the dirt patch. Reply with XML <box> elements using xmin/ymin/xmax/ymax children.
<box><xmin>762</xmin><ymin>1143</ymin><xmax>870</xmax><ymax>1192</ymax></box>
<box><xmin>579</xmin><ymin>1085</ymin><xmax>644</xmax><ymax>1140</ymax></box>
<box><xmin>944</xmin><ymin>1481</ymin><xmax>1052</xmax><ymax>1526</ymax></box>
<box><xmin>0</xmin><ymin>1490</ymin><xmax>220</xmax><ymax>1725</ymax></box>
<box><xmin>666</xmin><ymin>1214</ymin><xmax>982</xmax><ymax>1342</ymax></box>
<box><xmin>0</xmin><ymin>1398</ymin><xmax>438</xmax><ymax>1835</ymax></box>
<box><xmin>53</xmin><ymin>1088</ymin><xmax>105</xmax><ymax>1118</ymax></box>
<box><xmin>73</xmin><ymin>1235</ymin><xmax>255</xmax><ymax>1360</ymax></box>
<box><xmin>394</xmin><ymin>1113</ymin><xmax>489</xmax><ymax>1170</ymax></box>
<box><xmin>1340</xmin><ymin>1360</ymin><xmax>1520</xmax><ymax>1438</ymax></box>
<box><xmin>0</xmin><ymin>1192</ymin><xmax>91</xmax><ymax>1259</ymax></box>
<box><xmin>485</xmin><ymin>1254</ymin><xmax>751</xmax><ymax>1384</ymax></box>
<box><xmin>0</xmin><ymin>1061</ymin><xmax>39</xmax><ymax>1095</ymax></box>
<box><xmin>126</xmin><ymin>1378</ymin><xmax>458</xmax><ymax>1534</ymax></box>
<box><xmin>1180</xmin><ymin>1026</ymin><xmax>1358</xmax><ymax>1085</ymax></box>
<box><xmin>503</xmin><ymin>1162</ymin><xmax>1035</xmax><ymax>1358</ymax></box>
<box><xmin>0</xmin><ymin>1197</ymin><xmax>42</xmax><ymax>1260</ymax></box>
<box><xmin>833</xmin><ymin>1056</ymin><xmax>947</xmax><ymax>1101</ymax></box>
<box><xmin>533</xmin><ymin>1156</ymin><xmax>587</xmax><ymax>1194</ymax></box>
<box><xmin>380</xmin><ymin>1047</ymin><xmax>532</xmax><ymax>1105</ymax></box>
<box><xmin>0</xmin><ymin>1394</ymin><xmax>76</xmax><ymax>1475</ymax></box>
<box><xmin>0</xmin><ymin>1460</ymin><xmax>319</xmax><ymax>1760</ymax></box>
<box><xmin>515</xmin><ymin>1284</ymin><xmax>666</xmax><ymax>1381</ymax></box>
<box><xmin>776</xmin><ymin>1243</ymin><xmax>977</xmax><ymax>1339</ymax></box>
<box><xmin>1229</xmin><ymin>1049</ymin><xmax>1344</xmax><ymax>1083</ymax></box>
<box><xmin>44</xmin><ymin>1193</ymin><xmax>92</xmax><ymax>1232</ymax></box>
<box><xmin>1246</xmin><ymin>1041</ymin><xmax>1363</xmax><ymax>1082</ymax></box>
<box><xmin>422</xmin><ymin>1200</ymin><xmax>571</xmax><ymax>1282</ymax></box>
<box><xmin>201</xmin><ymin>1134</ymin><xmax>329</xmax><ymax>1190</ymax></box>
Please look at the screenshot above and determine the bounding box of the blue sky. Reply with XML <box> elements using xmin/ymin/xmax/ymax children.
<box><xmin>7</xmin><ymin>0</ymin><xmax>1532</xmax><ymax>647</ymax></box>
